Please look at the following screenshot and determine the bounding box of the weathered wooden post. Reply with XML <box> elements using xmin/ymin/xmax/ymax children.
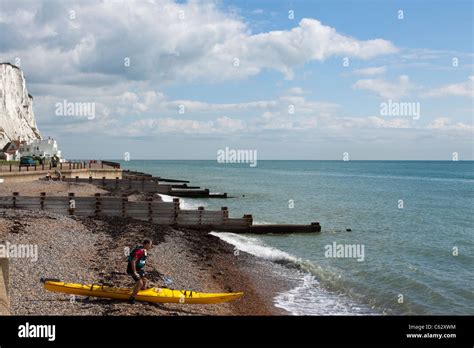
<box><xmin>115</xmin><ymin>177</ymin><xmax>119</xmax><ymax>189</ymax></box>
<box><xmin>12</xmin><ymin>192</ymin><xmax>18</xmax><ymax>208</ymax></box>
<box><xmin>244</xmin><ymin>214</ymin><xmax>253</xmax><ymax>229</ymax></box>
<box><xmin>146</xmin><ymin>196</ymin><xmax>153</xmax><ymax>222</ymax></box>
<box><xmin>198</xmin><ymin>206</ymin><xmax>204</xmax><ymax>226</ymax></box>
<box><xmin>75</xmin><ymin>176</ymin><xmax>79</xmax><ymax>183</ymax></box>
<box><xmin>9</xmin><ymin>164</ymin><xmax>11</xmax><ymax>172</ymax></box>
<box><xmin>221</xmin><ymin>207</ymin><xmax>228</xmax><ymax>225</ymax></box>
<box><xmin>94</xmin><ymin>193</ymin><xmax>101</xmax><ymax>216</ymax></box>
<box><xmin>40</xmin><ymin>192</ymin><xmax>46</xmax><ymax>210</ymax></box>
<box><xmin>173</xmin><ymin>198</ymin><xmax>180</xmax><ymax>224</ymax></box>
<box><xmin>121</xmin><ymin>194</ymin><xmax>128</xmax><ymax>218</ymax></box>
<box><xmin>68</xmin><ymin>192</ymin><xmax>75</xmax><ymax>215</ymax></box>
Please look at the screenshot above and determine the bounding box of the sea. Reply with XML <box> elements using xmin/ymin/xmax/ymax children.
<box><xmin>115</xmin><ymin>160</ymin><xmax>474</xmax><ymax>315</ymax></box>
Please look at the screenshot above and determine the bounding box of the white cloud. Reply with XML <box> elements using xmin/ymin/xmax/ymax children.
<box><xmin>352</xmin><ymin>75</ymin><xmax>415</xmax><ymax>99</ymax></box>
<box><xmin>426</xmin><ymin>117</ymin><xmax>473</xmax><ymax>131</ymax></box>
<box><xmin>236</xmin><ymin>18</ymin><xmax>397</xmax><ymax>80</ymax></box>
<box><xmin>93</xmin><ymin>91</ymin><xmax>472</xmax><ymax>137</ymax></box>
<box><xmin>124</xmin><ymin>116</ymin><xmax>245</xmax><ymax>135</ymax></box>
<box><xmin>365</xmin><ymin>116</ymin><xmax>412</xmax><ymax>129</ymax></box>
<box><xmin>423</xmin><ymin>76</ymin><xmax>474</xmax><ymax>98</ymax></box>
<box><xmin>215</xmin><ymin>116</ymin><xmax>246</xmax><ymax>131</ymax></box>
<box><xmin>101</xmin><ymin>92</ymin><xmax>341</xmax><ymax>135</ymax></box>
<box><xmin>352</xmin><ymin>66</ymin><xmax>386</xmax><ymax>76</ymax></box>
<box><xmin>0</xmin><ymin>0</ymin><xmax>398</xmax><ymax>85</ymax></box>
<box><xmin>37</xmin><ymin>85</ymin><xmax>473</xmax><ymax>149</ymax></box>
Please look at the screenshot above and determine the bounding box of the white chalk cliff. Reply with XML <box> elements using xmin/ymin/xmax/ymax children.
<box><xmin>0</xmin><ymin>63</ymin><xmax>41</xmax><ymax>149</ymax></box>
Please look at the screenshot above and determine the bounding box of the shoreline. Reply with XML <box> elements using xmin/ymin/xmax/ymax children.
<box><xmin>0</xmin><ymin>180</ymin><xmax>293</xmax><ymax>316</ymax></box>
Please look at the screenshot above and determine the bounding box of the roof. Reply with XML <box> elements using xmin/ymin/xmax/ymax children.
<box><xmin>2</xmin><ymin>140</ymin><xmax>25</xmax><ymax>152</ymax></box>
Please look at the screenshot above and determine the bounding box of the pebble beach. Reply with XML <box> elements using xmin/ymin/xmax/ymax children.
<box><xmin>0</xmin><ymin>180</ymin><xmax>292</xmax><ymax>316</ymax></box>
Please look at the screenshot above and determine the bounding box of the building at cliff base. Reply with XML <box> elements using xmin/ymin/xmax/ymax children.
<box><xmin>0</xmin><ymin>139</ymin><xmax>23</xmax><ymax>161</ymax></box>
<box><xmin>18</xmin><ymin>137</ymin><xmax>62</xmax><ymax>161</ymax></box>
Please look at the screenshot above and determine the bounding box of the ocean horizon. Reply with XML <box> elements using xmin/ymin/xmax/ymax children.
<box><xmin>80</xmin><ymin>159</ymin><xmax>474</xmax><ymax>161</ymax></box>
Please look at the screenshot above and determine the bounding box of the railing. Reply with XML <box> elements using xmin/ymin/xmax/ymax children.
<box><xmin>0</xmin><ymin>160</ymin><xmax>120</xmax><ymax>172</ymax></box>
<box><xmin>0</xmin><ymin>161</ymin><xmax>85</xmax><ymax>172</ymax></box>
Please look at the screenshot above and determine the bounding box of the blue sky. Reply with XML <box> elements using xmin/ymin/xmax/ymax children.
<box><xmin>0</xmin><ymin>0</ymin><xmax>472</xmax><ymax>160</ymax></box>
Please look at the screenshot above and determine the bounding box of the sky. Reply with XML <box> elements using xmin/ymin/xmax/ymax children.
<box><xmin>0</xmin><ymin>0</ymin><xmax>472</xmax><ymax>160</ymax></box>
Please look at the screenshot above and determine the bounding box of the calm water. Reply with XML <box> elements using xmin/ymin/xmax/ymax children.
<box><xmin>117</xmin><ymin>160</ymin><xmax>474</xmax><ymax>315</ymax></box>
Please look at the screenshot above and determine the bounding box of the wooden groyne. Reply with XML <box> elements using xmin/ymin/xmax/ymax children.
<box><xmin>171</xmin><ymin>188</ymin><xmax>228</xmax><ymax>198</ymax></box>
<box><xmin>122</xmin><ymin>170</ymin><xmax>189</xmax><ymax>183</ymax></box>
<box><xmin>170</xmin><ymin>184</ymin><xmax>200</xmax><ymax>189</ymax></box>
<box><xmin>0</xmin><ymin>193</ymin><xmax>249</xmax><ymax>231</ymax></box>
<box><xmin>121</xmin><ymin>170</ymin><xmax>226</xmax><ymax>197</ymax></box>
<box><xmin>158</xmin><ymin>177</ymin><xmax>190</xmax><ymax>183</ymax></box>
<box><xmin>61</xmin><ymin>177</ymin><xmax>228</xmax><ymax>198</ymax></box>
<box><xmin>60</xmin><ymin>177</ymin><xmax>172</xmax><ymax>193</ymax></box>
<box><xmin>0</xmin><ymin>193</ymin><xmax>321</xmax><ymax>234</ymax></box>
<box><xmin>249</xmin><ymin>223</ymin><xmax>321</xmax><ymax>234</ymax></box>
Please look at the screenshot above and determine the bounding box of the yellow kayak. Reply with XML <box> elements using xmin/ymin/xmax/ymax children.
<box><xmin>43</xmin><ymin>280</ymin><xmax>243</xmax><ymax>304</ymax></box>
